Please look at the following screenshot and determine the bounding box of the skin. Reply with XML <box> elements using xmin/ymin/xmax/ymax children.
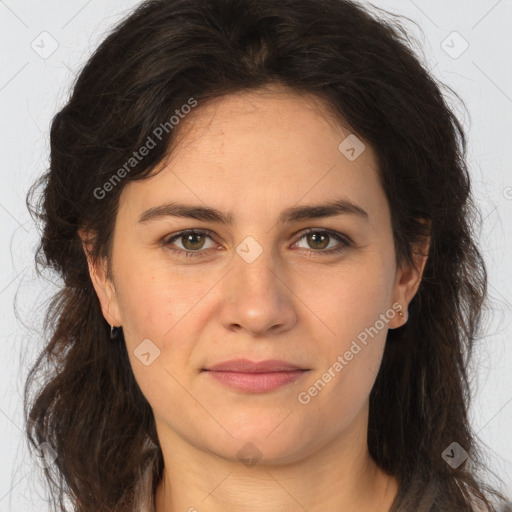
<box><xmin>83</xmin><ymin>85</ymin><xmax>429</xmax><ymax>512</ymax></box>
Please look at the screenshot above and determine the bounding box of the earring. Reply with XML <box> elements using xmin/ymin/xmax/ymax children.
<box><xmin>398</xmin><ymin>308</ymin><xmax>408</xmax><ymax>323</ymax></box>
<box><xmin>110</xmin><ymin>324</ymin><xmax>120</xmax><ymax>339</ymax></box>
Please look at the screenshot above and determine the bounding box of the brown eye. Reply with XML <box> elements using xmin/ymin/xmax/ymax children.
<box><xmin>181</xmin><ymin>232</ymin><xmax>207</xmax><ymax>250</ymax></box>
<box><xmin>163</xmin><ymin>229</ymin><xmax>216</xmax><ymax>257</ymax></box>
<box><xmin>305</xmin><ymin>232</ymin><xmax>330</xmax><ymax>250</ymax></box>
<box><xmin>294</xmin><ymin>229</ymin><xmax>352</xmax><ymax>255</ymax></box>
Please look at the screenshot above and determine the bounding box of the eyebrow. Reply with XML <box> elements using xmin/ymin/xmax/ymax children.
<box><xmin>138</xmin><ymin>198</ymin><xmax>369</xmax><ymax>225</ymax></box>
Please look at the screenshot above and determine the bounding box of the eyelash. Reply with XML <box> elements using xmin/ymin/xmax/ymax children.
<box><xmin>161</xmin><ymin>228</ymin><xmax>352</xmax><ymax>259</ymax></box>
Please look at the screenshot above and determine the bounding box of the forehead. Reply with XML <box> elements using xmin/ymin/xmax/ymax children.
<box><xmin>170</xmin><ymin>86</ymin><xmax>357</xmax><ymax>160</ymax></box>
<box><xmin>118</xmin><ymin>86</ymin><xmax>387</xmax><ymax>229</ymax></box>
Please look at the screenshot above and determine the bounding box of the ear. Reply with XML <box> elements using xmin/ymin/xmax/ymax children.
<box><xmin>79</xmin><ymin>229</ymin><xmax>122</xmax><ymax>328</ymax></box>
<box><xmin>389</xmin><ymin>219</ymin><xmax>431</xmax><ymax>329</ymax></box>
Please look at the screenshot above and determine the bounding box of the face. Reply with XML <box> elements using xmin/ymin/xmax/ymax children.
<box><xmin>87</xmin><ymin>86</ymin><xmax>425</xmax><ymax>466</ymax></box>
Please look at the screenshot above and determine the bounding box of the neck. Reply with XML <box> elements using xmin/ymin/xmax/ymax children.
<box><xmin>154</xmin><ymin>406</ymin><xmax>399</xmax><ymax>512</ymax></box>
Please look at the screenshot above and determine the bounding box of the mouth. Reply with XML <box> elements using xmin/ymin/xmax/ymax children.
<box><xmin>202</xmin><ymin>359</ymin><xmax>310</xmax><ymax>393</ymax></box>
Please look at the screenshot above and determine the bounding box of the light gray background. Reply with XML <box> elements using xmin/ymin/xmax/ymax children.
<box><xmin>1</xmin><ymin>0</ymin><xmax>511</xmax><ymax>510</ymax></box>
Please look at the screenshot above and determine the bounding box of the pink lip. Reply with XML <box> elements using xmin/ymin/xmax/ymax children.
<box><xmin>203</xmin><ymin>359</ymin><xmax>309</xmax><ymax>393</ymax></box>
<box><xmin>205</xmin><ymin>370</ymin><xmax>308</xmax><ymax>392</ymax></box>
<box><xmin>205</xmin><ymin>358</ymin><xmax>306</xmax><ymax>373</ymax></box>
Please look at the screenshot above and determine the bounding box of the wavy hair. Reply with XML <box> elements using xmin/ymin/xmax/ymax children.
<box><xmin>24</xmin><ymin>0</ymin><xmax>509</xmax><ymax>510</ymax></box>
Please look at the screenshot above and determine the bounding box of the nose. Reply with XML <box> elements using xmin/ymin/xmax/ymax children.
<box><xmin>218</xmin><ymin>240</ymin><xmax>297</xmax><ymax>336</ymax></box>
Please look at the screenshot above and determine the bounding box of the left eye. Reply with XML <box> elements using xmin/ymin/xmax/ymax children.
<box><xmin>294</xmin><ymin>229</ymin><xmax>350</xmax><ymax>253</ymax></box>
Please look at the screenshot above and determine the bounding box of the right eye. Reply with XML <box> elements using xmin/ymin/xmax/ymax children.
<box><xmin>162</xmin><ymin>229</ymin><xmax>218</xmax><ymax>258</ymax></box>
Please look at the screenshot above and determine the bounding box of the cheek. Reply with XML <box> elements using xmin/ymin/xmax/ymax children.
<box><xmin>114</xmin><ymin>258</ymin><xmax>214</xmax><ymax>368</ymax></box>
<box><xmin>303</xmin><ymin>322</ymin><xmax>387</xmax><ymax>427</ymax></box>
<box><xmin>115</xmin><ymin>270</ymin><xmax>170</xmax><ymax>342</ymax></box>
<box><xmin>314</xmin><ymin>257</ymin><xmax>396</xmax><ymax>342</ymax></box>
<box><xmin>112</xmin><ymin>243</ymin><xmax>183</xmax><ymax>335</ymax></box>
<box><xmin>304</xmin><ymin>255</ymin><xmax>394</xmax><ymax>399</ymax></box>
<box><xmin>116</xmin><ymin>266</ymin><xmax>203</xmax><ymax>413</ymax></box>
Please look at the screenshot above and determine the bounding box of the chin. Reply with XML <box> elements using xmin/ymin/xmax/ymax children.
<box><xmin>206</xmin><ymin>427</ymin><xmax>312</xmax><ymax>467</ymax></box>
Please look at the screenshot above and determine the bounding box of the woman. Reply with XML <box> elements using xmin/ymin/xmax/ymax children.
<box><xmin>24</xmin><ymin>0</ymin><xmax>510</xmax><ymax>510</ymax></box>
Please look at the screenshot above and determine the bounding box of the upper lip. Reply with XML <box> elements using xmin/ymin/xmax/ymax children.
<box><xmin>204</xmin><ymin>358</ymin><xmax>307</xmax><ymax>373</ymax></box>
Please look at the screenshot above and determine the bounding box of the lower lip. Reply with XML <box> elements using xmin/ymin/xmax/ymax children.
<box><xmin>204</xmin><ymin>370</ymin><xmax>308</xmax><ymax>392</ymax></box>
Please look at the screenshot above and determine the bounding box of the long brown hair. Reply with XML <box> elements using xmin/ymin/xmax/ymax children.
<box><xmin>24</xmin><ymin>0</ymin><xmax>509</xmax><ymax>510</ymax></box>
